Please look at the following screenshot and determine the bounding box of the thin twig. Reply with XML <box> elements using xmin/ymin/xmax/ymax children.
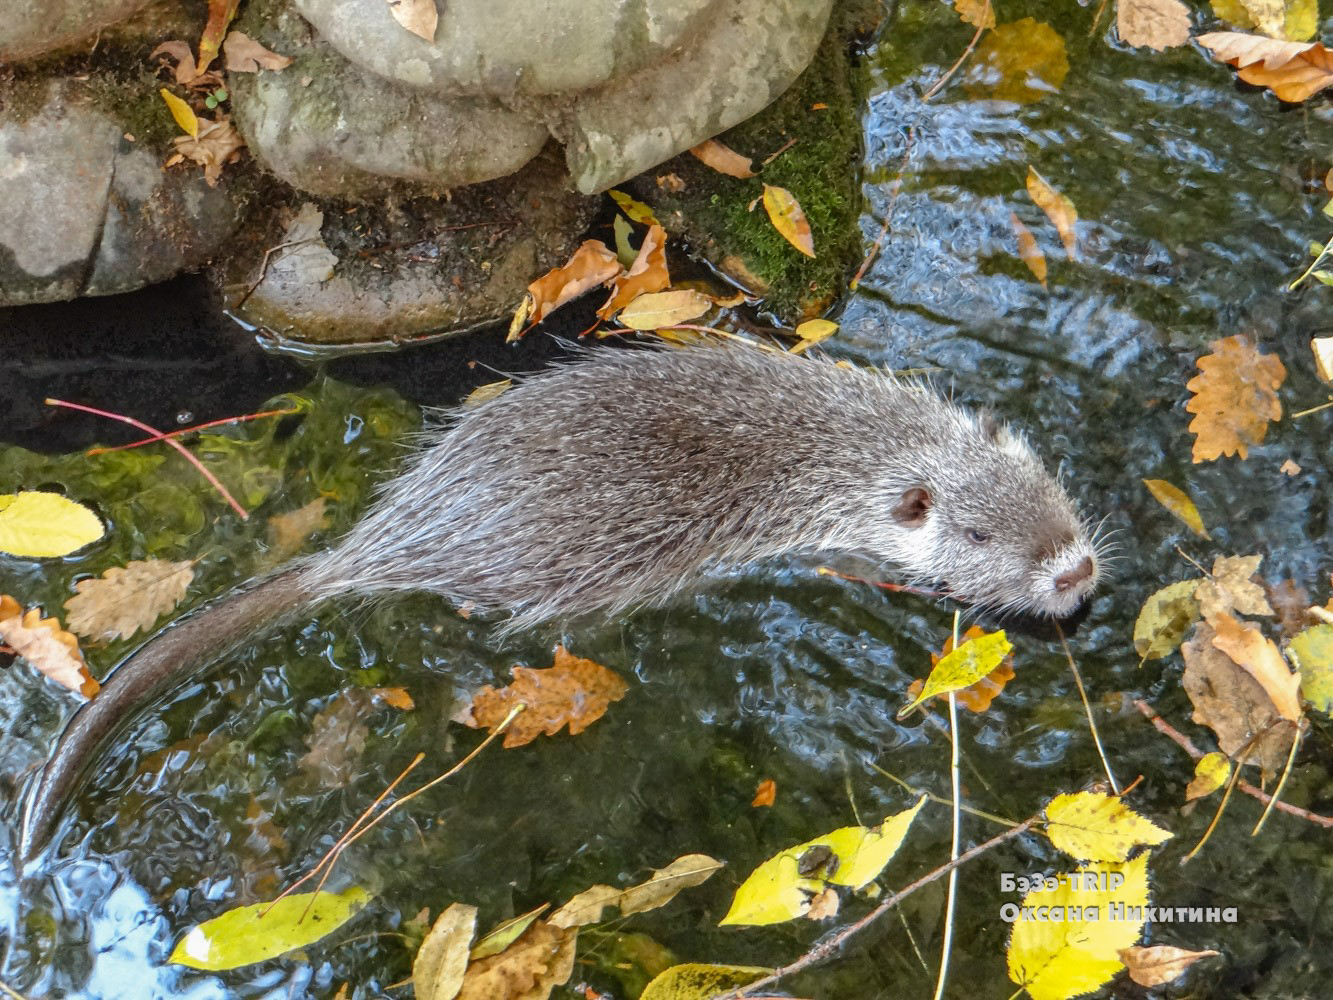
<box><xmin>1290</xmin><ymin>399</ymin><xmax>1333</xmax><ymax>419</ymax></box>
<box><xmin>233</xmin><ymin>239</ymin><xmax>308</xmax><ymax>310</ymax></box>
<box><xmin>0</xmin><ymin>978</ymin><xmax>30</xmax><ymax>1000</ymax></box>
<box><xmin>762</xmin><ymin>138</ymin><xmax>799</xmax><ymax>166</ymax></box>
<box><xmin>921</xmin><ymin>0</ymin><xmax>991</xmax><ymax>102</ymax></box>
<box><xmin>86</xmin><ymin>407</ymin><xmax>298</xmax><ymax>455</ymax></box>
<box><xmin>1059</xmin><ymin>626</ymin><xmax>1120</xmax><ymax>793</ymax></box>
<box><xmin>931</xmin><ymin>613</ymin><xmax>963</xmax><ymax>1000</ymax></box>
<box><xmin>716</xmin><ymin>817</ymin><xmax>1038</xmax><ymax>1000</ymax></box>
<box><xmin>1252</xmin><ymin>724</ymin><xmax>1302</xmax><ymax>836</ymax></box>
<box><xmin>815</xmin><ymin>566</ymin><xmax>946</xmax><ymax>600</ymax></box>
<box><xmin>46</xmin><ymin>398</ymin><xmax>248</xmax><ymax>519</ymax></box>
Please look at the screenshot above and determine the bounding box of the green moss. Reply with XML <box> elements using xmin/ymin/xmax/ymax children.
<box><xmin>629</xmin><ymin>2</ymin><xmax>879</xmax><ymax>322</ymax></box>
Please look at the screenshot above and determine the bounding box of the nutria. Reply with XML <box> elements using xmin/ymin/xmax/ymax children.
<box><xmin>18</xmin><ymin>344</ymin><xmax>1101</xmax><ymax>859</ymax></box>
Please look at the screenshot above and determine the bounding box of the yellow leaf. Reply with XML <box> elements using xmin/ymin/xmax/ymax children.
<box><xmin>898</xmin><ymin>630</ymin><xmax>1011</xmax><ymax>717</ymax></box>
<box><xmin>64</xmin><ymin>558</ymin><xmax>195</xmax><ymax>641</ymax></box>
<box><xmin>1185</xmin><ymin>752</ymin><xmax>1233</xmax><ymax>800</ymax></box>
<box><xmin>640</xmin><ymin>964</ymin><xmax>770</xmax><ymax>1000</ymax></box>
<box><xmin>965</xmin><ymin>18</ymin><xmax>1069</xmax><ymax>104</ymax></box>
<box><xmin>1007</xmin><ymin>854</ymin><xmax>1151</xmax><ymax>1000</ymax></box>
<box><xmin>1010</xmin><ymin>213</ymin><xmax>1047</xmax><ymax>288</ymax></box>
<box><xmin>160</xmin><ymin>87</ymin><xmax>199</xmax><ymax>138</ymax></box>
<box><xmin>1119</xmin><ymin>944</ymin><xmax>1221</xmax><ymax>988</ymax></box>
<box><xmin>608</xmin><ymin>189</ymin><xmax>660</xmax><ymax>226</ymax></box>
<box><xmin>689</xmin><ymin>139</ymin><xmax>756</xmax><ymax>178</ymax></box>
<box><xmin>1132</xmin><ymin>579</ymin><xmax>1202</xmax><ymax>660</ymax></box>
<box><xmin>1289</xmin><ymin>623</ymin><xmax>1333</xmax><ymax>714</ymax></box>
<box><xmin>1117</xmin><ymin>0</ymin><xmax>1192</xmax><ymax>50</ymax></box>
<box><xmin>470</xmin><ymin>905</ymin><xmax>547</xmax><ymax>960</ymax></box>
<box><xmin>1044</xmin><ymin>791</ymin><xmax>1172</xmax><ymax>863</ymax></box>
<box><xmin>1312</xmin><ymin>335</ymin><xmax>1333</xmax><ymax>382</ymax></box>
<box><xmin>789</xmin><ymin>318</ymin><xmax>838</xmax><ymax>354</ymax></box>
<box><xmin>1026</xmin><ymin>167</ymin><xmax>1079</xmax><ymax>260</ymax></box>
<box><xmin>953</xmin><ymin>0</ymin><xmax>996</xmax><ymax>29</ymax></box>
<box><xmin>0</xmin><ymin>491</ymin><xmax>104</xmax><ymax>558</ymax></box>
<box><xmin>616</xmin><ymin>289</ymin><xmax>712</xmax><ymax>330</ymax></box>
<box><xmin>761</xmin><ymin>184</ymin><xmax>815</xmax><ymax>258</ymax></box>
<box><xmin>462</xmin><ymin>380</ymin><xmax>512</xmax><ymax>407</ymax></box>
<box><xmin>1142</xmin><ymin>479</ymin><xmax>1209</xmax><ymax>538</ymax></box>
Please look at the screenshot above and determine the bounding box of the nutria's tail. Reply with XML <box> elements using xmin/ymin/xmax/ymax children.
<box><xmin>18</xmin><ymin>565</ymin><xmax>320</xmax><ymax>862</ymax></box>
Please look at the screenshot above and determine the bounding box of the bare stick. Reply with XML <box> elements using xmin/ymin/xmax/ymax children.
<box><xmin>1059</xmin><ymin>628</ymin><xmax>1119</xmax><ymax>793</ymax></box>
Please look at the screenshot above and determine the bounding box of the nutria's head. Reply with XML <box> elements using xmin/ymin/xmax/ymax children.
<box><xmin>880</xmin><ymin>412</ymin><xmax>1101</xmax><ymax>620</ymax></box>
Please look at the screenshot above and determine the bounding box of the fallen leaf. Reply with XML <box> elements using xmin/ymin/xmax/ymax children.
<box><xmin>526</xmin><ymin>240</ymin><xmax>622</xmax><ymax>324</ymax></box>
<box><xmin>197</xmin><ymin>0</ymin><xmax>241</xmax><ymax>75</ymax></box>
<box><xmin>762</xmin><ymin>184</ymin><xmax>815</xmax><ymax>258</ymax></box>
<box><xmin>1208</xmin><ymin>610</ymin><xmax>1302</xmax><ymax>721</ymax></box>
<box><xmin>1142</xmin><ymin>479</ymin><xmax>1209</xmax><ymax>537</ymax></box>
<box><xmin>457</xmin><ymin>920</ymin><xmax>576</xmax><ymax>1000</ymax></box>
<box><xmin>1185</xmin><ymin>334</ymin><xmax>1286</xmax><ymax>462</ymax></box>
<box><xmin>689</xmin><ymin>139</ymin><xmax>756</xmax><ymax>178</ymax></box>
<box><xmin>752</xmin><ymin>779</ymin><xmax>777</xmax><ymax>807</ymax></box>
<box><xmin>608</xmin><ymin>190</ymin><xmax>660</xmax><ymax>226</ymax></box>
<box><xmin>612</xmin><ymin>214</ymin><xmax>637</xmax><ymax>267</ymax></box>
<box><xmin>160</xmin><ymin>88</ymin><xmax>199</xmax><ymax>138</ymax></box>
<box><xmin>1026</xmin><ymin>168</ymin><xmax>1078</xmax><ymax>259</ymax></box>
<box><xmin>900</xmin><ymin>630</ymin><xmax>1012</xmax><ymax>717</ymax></box>
<box><xmin>1043</xmin><ymin>791</ymin><xmax>1172</xmax><ymax>863</ymax></box>
<box><xmin>1010</xmin><ymin>213</ymin><xmax>1047</xmax><ymax>287</ymax></box>
<box><xmin>550</xmin><ymin>854</ymin><xmax>723</xmax><ymax>929</ymax></box>
<box><xmin>63</xmin><ymin>559</ymin><xmax>194</xmax><ymax>641</ymax></box>
<box><xmin>923</xmin><ymin>625</ymin><xmax>1017</xmax><ymax>712</ymax></box>
<box><xmin>1280</xmin><ymin>457</ymin><xmax>1301</xmax><ymax>475</ymax></box>
<box><xmin>265</xmin><ymin>497</ymin><xmax>331</xmax><ymax>563</ymax></box>
<box><xmin>656</xmin><ymin>172</ymin><xmax>686</xmax><ymax>193</ymax></box>
<box><xmin>1312</xmin><ymin>335</ymin><xmax>1333</xmax><ymax>381</ymax></box>
<box><xmin>1195</xmin><ymin>554</ymin><xmax>1273</xmax><ymax>619</ymax></box>
<box><xmin>616</xmin><ymin>289</ymin><xmax>712</xmax><ymax>331</ymax></box>
<box><xmin>1119</xmin><ymin>945</ymin><xmax>1221</xmax><ymax>987</ymax></box>
<box><xmin>0</xmin><ymin>596</ymin><xmax>97</xmax><ymax>697</ymax></box>
<box><xmin>965</xmin><ymin>18</ymin><xmax>1069</xmax><ymax>104</ymax></box>
<box><xmin>151</xmin><ymin>40</ymin><xmax>198</xmax><ymax>84</ymax></box>
<box><xmin>386</xmin><ymin>0</ymin><xmax>438</xmax><ymax>42</ymax></box>
<box><xmin>640</xmin><ymin>965</ymin><xmax>770</xmax><ymax>1000</ymax></box>
<box><xmin>414</xmin><ymin>903</ymin><xmax>476</xmax><ymax>1000</ymax></box>
<box><xmin>172</xmin><ymin>116</ymin><xmax>245</xmax><ymax>186</ymax></box>
<box><xmin>460</xmin><ymin>646</ymin><xmax>629</xmax><ymax>748</ymax></box>
<box><xmin>223</xmin><ymin>31</ymin><xmax>293</xmax><ymax>72</ymax></box>
<box><xmin>1289</xmin><ymin>624</ymin><xmax>1333</xmax><ymax>713</ymax></box>
<box><xmin>300</xmin><ymin>690</ymin><xmax>376</xmax><ymax>784</ymax></box>
<box><xmin>1197</xmin><ymin>32</ymin><xmax>1333</xmax><ymax>102</ymax></box>
<box><xmin>0</xmin><ymin>491</ymin><xmax>104</xmax><ymax>558</ymax></box>
<box><xmin>471</xmin><ymin>906</ymin><xmax>548</xmax><ymax>961</ymax></box>
<box><xmin>1133</xmin><ymin>579</ymin><xmax>1203</xmax><ymax>660</ymax></box>
<box><xmin>1210</xmin><ymin>0</ymin><xmax>1314</xmax><ymax>38</ymax></box>
<box><xmin>1184</xmin><ymin>751</ymin><xmax>1232</xmax><ymax>800</ymax></box>
<box><xmin>1117</xmin><ymin>0</ymin><xmax>1191</xmax><ymax>50</ymax></box>
<box><xmin>268</xmin><ymin>203</ymin><xmax>338</xmax><ymax>284</ymax></box>
<box><xmin>953</xmin><ymin>0</ymin><xmax>996</xmax><ymax>29</ymax></box>
<box><xmin>463</xmin><ymin>380</ymin><xmax>513</xmax><ymax>407</ymax></box>
<box><xmin>599</xmin><ymin>223</ymin><xmax>670</xmax><ymax>319</ymax></box>
<box><xmin>1269</xmin><ymin>578</ymin><xmax>1312</xmax><ymax>638</ymax></box>
<box><xmin>789</xmin><ymin>318</ymin><xmax>838</xmax><ymax>354</ymax></box>
<box><xmin>371</xmin><ymin>686</ymin><xmax>415</xmax><ymax>710</ymax></box>
<box><xmin>806</xmin><ymin>887</ymin><xmax>840</xmax><ymax>920</ymax></box>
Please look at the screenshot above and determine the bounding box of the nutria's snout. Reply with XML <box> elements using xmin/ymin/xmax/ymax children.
<box><xmin>1039</xmin><ymin>547</ymin><xmax>1101</xmax><ymax>619</ymax></box>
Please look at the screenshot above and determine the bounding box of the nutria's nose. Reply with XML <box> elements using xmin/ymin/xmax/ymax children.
<box><xmin>1054</xmin><ymin>557</ymin><xmax>1094</xmax><ymax>593</ymax></box>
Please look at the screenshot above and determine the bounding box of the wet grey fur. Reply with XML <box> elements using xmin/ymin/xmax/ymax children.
<box><xmin>21</xmin><ymin>343</ymin><xmax>1099</xmax><ymax>860</ymax></box>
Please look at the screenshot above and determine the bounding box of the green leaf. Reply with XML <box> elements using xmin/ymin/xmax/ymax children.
<box><xmin>1132</xmin><ymin>579</ymin><xmax>1202</xmax><ymax>661</ymax></box>
<box><xmin>898</xmin><ymin>631</ymin><xmax>1011</xmax><ymax>717</ymax></box>
<box><xmin>613</xmin><ymin>214</ymin><xmax>637</xmax><ymax>268</ymax></box>
<box><xmin>470</xmin><ymin>904</ymin><xmax>547</xmax><ymax>960</ymax></box>
<box><xmin>640</xmin><ymin>963</ymin><xmax>770</xmax><ymax>1000</ymax></box>
<box><xmin>1290</xmin><ymin>624</ymin><xmax>1333</xmax><ymax>714</ymax></box>
<box><xmin>0</xmin><ymin>492</ymin><xmax>104</xmax><ymax>558</ymax></box>
<box><xmin>168</xmin><ymin>888</ymin><xmax>371</xmax><ymax>970</ymax></box>
<box><xmin>608</xmin><ymin>189</ymin><xmax>659</xmax><ymax>226</ymax></box>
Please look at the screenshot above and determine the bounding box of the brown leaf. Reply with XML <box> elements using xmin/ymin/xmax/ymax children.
<box><xmin>63</xmin><ymin>559</ymin><xmax>195</xmax><ymax>642</ymax></box>
<box><xmin>386</xmin><ymin>0</ymin><xmax>438</xmax><ymax>42</ymax></box>
<box><xmin>197</xmin><ymin>0</ymin><xmax>241</xmax><ymax>75</ymax></box>
<box><xmin>266</xmin><ymin>498</ymin><xmax>331</xmax><ymax>563</ymax></box>
<box><xmin>549</xmin><ymin>854</ymin><xmax>723</xmax><ymax>929</ymax></box>
<box><xmin>151</xmin><ymin>40</ymin><xmax>198</xmax><ymax>84</ymax></box>
<box><xmin>1185</xmin><ymin>334</ymin><xmax>1286</xmax><ymax>462</ymax></box>
<box><xmin>1026</xmin><ymin>167</ymin><xmax>1078</xmax><ymax>259</ymax></box>
<box><xmin>460</xmin><ymin>646</ymin><xmax>629</xmax><ymax>749</ymax></box>
<box><xmin>300</xmin><ymin>690</ymin><xmax>375</xmax><ymax>784</ymax></box>
<box><xmin>1117</xmin><ymin>0</ymin><xmax>1191</xmax><ymax>50</ymax></box>
<box><xmin>526</xmin><ymin>241</ymin><xmax>622</xmax><ymax>325</ymax></box>
<box><xmin>806</xmin><ymin>887</ymin><xmax>840</xmax><ymax>920</ymax></box>
<box><xmin>1269</xmin><ymin>578</ymin><xmax>1313</xmax><ymax>638</ymax></box>
<box><xmin>598</xmin><ymin>224</ymin><xmax>670</xmax><ymax>319</ymax></box>
<box><xmin>457</xmin><ymin>920</ymin><xmax>576</xmax><ymax>1000</ymax></box>
<box><xmin>752</xmin><ymin>779</ymin><xmax>776</xmax><ymax>807</ymax></box>
<box><xmin>953</xmin><ymin>0</ymin><xmax>996</xmax><ymax>29</ymax></box>
<box><xmin>1010</xmin><ymin>212</ymin><xmax>1047</xmax><ymax>288</ymax></box>
<box><xmin>0</xmin><ymin>596</ymin><xmax>98</xmax><ymax>697</ymax></box>
<box><xmin>1119</xmin><ymin>945</ymin><xmax>1220</xmax><ymax>988</ymax></box>
<box><xmin>689</xmin><ymin>139</ymin><xmax>756</xmax><ymax>178</ymax></box>
<box><xmin>223</xmin><ymin>30</ymin><xmax>293</xmax><ymax>73</ymax></box>
<box><xmin>762</xmin><ymin>184</ymin><xmax>815</xmax><ymax>258</ymax></box>
<box><xmin>1194</xmin><ymin>554</ymin><xmax>1273</xmax><ymax>620</ymax></box>
<box><xmin>1208</xmin><ymin>610</ymin><xmax>1302</xmax><ymax>722</ymax></box>
<box><xmin>1197</xmin><ymin>32</ymin><xmax>1333</xmax><ymax>102</ymax></box>
<box><xmin>415</xmin><ymin>903</ymin><xmax>476</xmax><ymax>1000</ymax></box>
<box><xmin>171</xmin><ymin>116</ymin><xmax>245</xmax><ymax>186</ymax></box>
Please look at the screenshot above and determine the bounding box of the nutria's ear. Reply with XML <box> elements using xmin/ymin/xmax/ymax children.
<box><xmin>891</xmin><ymin>487</ymin><xmax>932</xmax><ymax>527</ymax></box>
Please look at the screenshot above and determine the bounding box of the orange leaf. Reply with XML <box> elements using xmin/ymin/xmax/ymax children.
<box><xmin>1184</xmin><ymin>334</ymin><xmax>1286</xmax><ymax>462</ymax></box>
<box><xmin>197</xmin><ymin>0</ymin><xmax>241</xmax><ymax>75</ymax></box>
<box><xmin>762</xmin><ymin>184</ymin><xmax>815</xmax><ymax>258</ymax></box>
<box><xmin>1009</xmin><ymin>213</ymin><xmax>1047</xmax><ymax>287</ymax></box>
<box><xmin>525</xmin><ymin>241</ymin><xmax>622</xmax><ymax>325</ymax></box>
<box><xmin>460</xmin><ymin>646</ymin><xmax>629</xmax><ymax>748</ymax></box>
<box><xmin>223</xmin><ymin>30</ymin><xmax>294</xmax><ymax>73</ymax></box>
<box><xmin>372</xmin><ymin>687</ymin><xmax>416</xmax><ymax>711</ymax></box>
<box><xmin>0</xmin><ymin>595</ymin><xmax>98</xmax><ymax>698</ymax></box>
<box><xmin>906</xmin><ymin>626</ymin><xmax>1017</xmax><ymax>713</ymax></box>
<box><xmin>598</xmin><ymin>223</ymin><xmax>670</xmax><ymax>319</ymax></box>
<box><xmin>1197</xmin><ymin>32</ymin><xmax>1333</xmax><ymax>102</ymax></box>
<box><xmin>752</xmin><ymin>779</ymin><xmax>777</xmax><ymax>807</ymax></box>
<box><xmin>689</xmin><ymin>139</ymin><xmax>756</xmax><ymax>178</ymax></box>
<box><xmin>1026</xmin><ymin>167</ymin><xmax>1078</xmax><ymax>260</ymax></box>
<box><xmin>1207</xmin><ymin>611</ymin><xmax>1303</xmax><ymax>722</ymax></box>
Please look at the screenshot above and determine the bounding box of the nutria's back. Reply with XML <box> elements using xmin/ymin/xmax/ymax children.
<box><xmin>20</xmin><ymin>343</ymin><xmax>1100</xmax><ymax>859</ymax></box>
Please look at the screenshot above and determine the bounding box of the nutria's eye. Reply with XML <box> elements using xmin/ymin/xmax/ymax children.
<box><xmin>966</xmin><ymin>529</ymin><xmax>991</xmax><ymax>545</ymax></box>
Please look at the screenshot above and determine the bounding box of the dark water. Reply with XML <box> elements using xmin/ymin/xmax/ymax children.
<box><xmin>4</xmin><ymin>4</ymin><xmax>1333</xmax><ymax>998</ymax></box>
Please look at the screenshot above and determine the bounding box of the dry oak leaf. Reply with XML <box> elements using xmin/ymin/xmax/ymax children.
<box><xmin>1194</xmin><ymin>553</ymin><xmax>1273</xmax><ymax>620</ymax></box>
<box><xmin>461</xmin><ymin>646</ymin><xmax>629</xmax><ymax>748</ymax></box>
<box><xmin>223</xmin><ymin>31</ymin><xmax>293</xmax><ymax>72</ymax></box>
<box><xmin>524</xmin><ymin>240</ymin><xmax>622</xmax><ymax>326</ymax></box>
<box><xmin>457</xmin><ymin>920</ymin><xmax>576</xmax><ymax>1000</ymax></box>
<box><xmin>1026</xmin><ymin>167</ymin><xmax>1079</xmax><ymax>258</ymax></box>
<box><xmin>1184</xmin><ymin>334</ymin><xmax>1286</xmax><ymax>462</ymax></box>
<box><xmin>689</xmin><ymin>139</ymin><xmax>756</xmax><ymax>178</ymax></box>
<box><xmin>1117</xmin><ymin>0</ymin><xmax>1191</xmax><ymax>50</ymax></box>
<box><xmin>1119</xmin><ymin>945</ymin><xmax>1221</xmax><ymax>988</ymax></box>
<box><xmin>386</xmin><ymin>0</ymin><xmax>438</xmax><ymax>42</ymax></box>
<box><xmin>598</xmin><ymin>223</ymin><xmax>670</xmax><ymax>319</ymax></box>
<box><xmin>1197</xmin><ymin>33</ymin><xmax>1333</xmax><ymax>103</ymax></box>
<box><xmin>0</xmin><ymin>596</ymin><xmax>98</xmax><ymax>697</ymax></box>
<box><xmin>63</xmin><ymin>558</ymin><xmax>194</xmax><ymax>642</ymax></box>
<box><xmin>171</xmin><ymin>116</ymin><xmax>245</xmax><ymax>186</ymax></box>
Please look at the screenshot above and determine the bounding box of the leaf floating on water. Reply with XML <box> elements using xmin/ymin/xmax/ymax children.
<box><xmin>549</xmin><ymin>854</ymin><xmax>724</xmax><ymax>929</ymax></box>
<box><xmin>463</xmin><ymin>380</ymin><xmax>513</xmax><ymax>407</ymax></box>
<box><xmin>1117</xmin><ymin>0</ymin><xmax>1192</xmax><ymax>50</ymax></box>
<box><xmin>1119</xmin><ymin>944</ymin><xmax>1221</xmax><ymax>988</ymax></box>
<box><xmin>1185</xmin><ymin>334</ymin><xmax>1286</xmax><ymax>462</ymax></box>
<box><xmin>386</xmin><ymin>0</ymin><xmax>438</xmax><ymax>42</ymax></box>
<box><xmin>265</xmin><ymin>497</ymin><xmax>331</xmax><ymax>563</ymax></box>
<box><xmin>1197</xmin><ymin>32</ymin><xmax>1333</xmax><ymax>102</ymax></box>
<box><xmin>160</xmin><ymin>88</ymin><xmax>199</xmax><ymax>137</ymax></box>
<box><xmin>63</xmin><ymin>558</ymin><xmax>194</xmax><ymax>641</ymax></box>
<box><xmin>617</xmin><ymin>289</ymin><xmax>712</xmax><ymax>330</ymax></box>
<box><xmin>223</xmin><ymin>30</ymin><xmax>293</xmax><ymax>72</ymax></box>
<box><xmin>414</xmin><ymin>903</ymin><xmax>476</xmax><ymax>1000</ymax></box>
<box><xmin>169</xmin><ymin>887</ymin><xmax>371</xmax><ymax>970</ymax></box>
<box><xmin>640</xmin><ymin>964</ymin><xmax>771</xmax><ymax>1000</ymax></box>
<box><xmin>1044</xmin><ymin>791</ymin><xmax>1172</xmax><ymax>863</ymax></box>
<box><xmin>470</xmin><ymin>905</ymin><xmax>548</xmax><ymax>961</ymax></box>
<box><xmin>1195</xmin><ymin>553</ymin><xmax>1273</xmax><ymax>620</ymax></box>
<box><xmin>526</xmin><ymin>240</ymin><xmax>622</xmax><ymax>325</ymax></box>
<box><xmin>457</xmin><ymin>920</ymin><xmax>576</xmax><ymax>1000</ymax></box>
<box><xmin>1142</xmin><ymin>478</ymin><xmax>1209</xmax><ymax>538</ymax></box>
<box><xmin>789</xmin><ymin>318</ymin><xmax>838</xmax><ymax>354</ymax></box>
<box><xmin>1026</xmin><ymin>167</ymin><xmax>1079</xmax><ymax>259</ymax></box>
<box><xmin>1185</xmin><ymin>751</ymin><xmax>1232</xmax><ymax>800</ymax></box>
<box><xmin>458</xmin><ymin>645</ymin><xmax>629</xmax><ymax>748</ymax></box>
<box><xmin>1009</xmin><ymin>213</ymin><xmax>1047</xmax><ymax>288</ymax></box>
<box><xmin>953</xmin><ymin>0</ymin><xmax>996</xmax><ymax>29</ymax></box>
<box><xmin>0</xmin><ymin>596</ymin><xmax>98</xmax><ymax>697</ymax></box>
<box><xmin>909</xmin><ymin>625</ymin><xmax>1017</xmax><ymax>712</ymax></box>
<box><xmin>1209</xmin><ymin>0</ymin><xmax>1312</xmax><ymax>38</ymax></box>
<box><xmin>688</xmin><ymin>139</ymin><xmax>756</xmax><ymax>178</ymax></box>
<box><xmin>965</xmin><ymin>18</ymin><xmax>1069</xmax><ymax>104</ymax></box>
<box><xmin>899</xmin><ymin>630</ymin><xmax>1011</xmax><ymax>717</ymax></box>
<box><xmin>1289</xmin><ymin>623</ymin><xmax>1333</xmax><ymax>714</ymax></box>
<box><xmin>761</xmin><ymin>184</ymin><xmax>815</xmax><ymax>258</ymax></box>
<box><xmin>0</xmin><ymin>492</ymin><xmax>104</xmax><ymax>558</ymax></box>
<box><xmin>1132</xmin><ymin>579</ymin><xmax>1203</xmax><ymax>660</ymax></box>
<box><xmin>608</xmin><ymin>189</ymin><xmax>660</xmax><ymax>226</ymax></box>
<box><xmin>1208</xmin><ymin>610</ymin><xmax>1302</xmax><ymax>722</ymax></box>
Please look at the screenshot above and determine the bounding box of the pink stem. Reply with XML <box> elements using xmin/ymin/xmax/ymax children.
<box><xmin>85</xmin><ymin>407</ymin><xmax>298</xmax><ymax>455</ymax></box>
<box><xmin>46</xmin><ymin>398</ymin><xmax>249</xmax><ymax>520</ymax></box>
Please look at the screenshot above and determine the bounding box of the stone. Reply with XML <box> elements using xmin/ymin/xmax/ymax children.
<box><xmin>0</xmin><ymin>81</ymin><xmax>244</xmax><ymax>307</ymax></box>
<box><xmin>0</xmin><ymin>0</ymin><xmax>153</xmax><ymax>62</ymax></box>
